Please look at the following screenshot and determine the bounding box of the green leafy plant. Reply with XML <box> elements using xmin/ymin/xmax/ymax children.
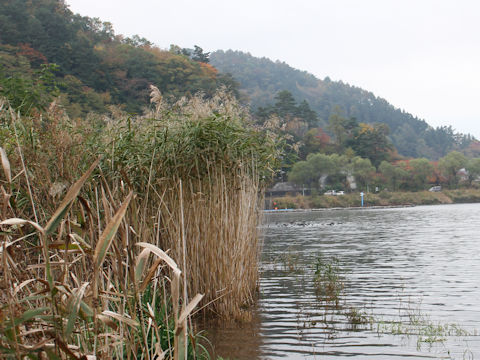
<box><xmin>313</xmin><ymin>255</ymin><xmax>344</xmax><ymax>307</ymax></box>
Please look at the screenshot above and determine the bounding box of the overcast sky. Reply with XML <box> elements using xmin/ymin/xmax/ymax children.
<box><xmin>67</xmin><ymin>0</ymin><xmax>480</xmax><ymax>138</ymax></box>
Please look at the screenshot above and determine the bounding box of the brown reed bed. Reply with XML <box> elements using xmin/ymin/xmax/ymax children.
<box><xmin>101</xmin><ymin>87</ymin><xmax>279</xmax><ymax>319</ymax></box>
<box><xmin>158</xmin><ymin>168</ymin><xmax>262</xmax><ymax>319</ymax></box>
<box><xmin>0</xmin><ymin>150</ymin><xmax>204</xmax><ymax>358</ymax></box>
<box><xmin>0</xmin><ymin>87</ymin><xmax>280</xmax><ymax>357</ymax></box>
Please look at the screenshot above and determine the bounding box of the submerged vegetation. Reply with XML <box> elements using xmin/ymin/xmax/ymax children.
<box><xmin>376</xmin><ymin>304</ymin><xmax>474</xmax><ymax>351</ymax></box>
<box><xmin>313</xmin><ymin>256</ymin><xmax>344</xmax><ymax>306</ymax></box>
<box><xmin>306</xmin><ymin>253</ymin><xmax>476</xmax><ymax>356</ymax></box>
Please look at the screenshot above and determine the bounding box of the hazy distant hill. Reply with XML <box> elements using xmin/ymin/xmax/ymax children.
<box><xmin>210</xmin><ymin>50</ymin><xmax>472</xmax><ymax>158</ymax></box>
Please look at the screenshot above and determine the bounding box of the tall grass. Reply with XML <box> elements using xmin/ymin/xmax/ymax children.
<box><xmin>102</xmin><ymin>87</ymin><xmax>279</xmax><ymax>318</ymax></box>
<box><xmin>159</xmin><ymin>168</ymin><xmax>261</xmax><ymax>318</ymax></box>
<box><xmin>0</xmin><ymin>142</ymin><xmax>204</xmax><ymax>358</ymax></box>
<box><xmin>0</xmin><ymin>87</ymin><xmax>279</xmax><ymax>357</ymax></box>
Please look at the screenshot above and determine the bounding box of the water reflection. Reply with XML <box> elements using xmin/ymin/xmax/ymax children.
<box><xmin>200</xmin><ymin>310</ymin><xmax>263</xmax><ymax>359</ymax></box>
<box><xmin>206</xmin><ymin>204</ymin><xmax>480</xmax><ymax>359</ymax></box>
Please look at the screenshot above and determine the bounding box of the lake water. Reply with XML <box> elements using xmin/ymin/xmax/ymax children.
<box><xmin>205</xmin><ymin>203</ymin><xmax>480</xmax><ymax>359</ymax></box>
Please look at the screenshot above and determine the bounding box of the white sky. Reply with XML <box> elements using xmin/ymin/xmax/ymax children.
<box><xmin>67</xmin><ymin>0</ymin><xmax>480</xmax><ymax>138</ymax></box>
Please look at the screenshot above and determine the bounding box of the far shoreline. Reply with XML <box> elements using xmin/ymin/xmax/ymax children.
<box><xmin>264</xmin><ymin>188</ymin><xmax>480</xmax><ymax>211</ymax></box>
<box><xmin>263</xmin><ymin>204</ymin><xmax>417</xmax><ymax>213</ymax></box>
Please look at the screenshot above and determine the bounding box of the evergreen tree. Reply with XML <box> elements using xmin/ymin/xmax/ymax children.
<box><xmin>192</xmin><ymin>45</ymin><xmax>210</xmax><ymax>63</ymax></box>
<box><xmin>274</xmin><ymin>90</ymin><xmax>297</xmax><ymax>116</ymax></box>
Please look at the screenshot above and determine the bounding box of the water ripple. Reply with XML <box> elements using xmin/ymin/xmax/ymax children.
<box><xmin>207</xmin><ymin>204</ymin><xmax>480</xmax><ymax>359</ymax></box>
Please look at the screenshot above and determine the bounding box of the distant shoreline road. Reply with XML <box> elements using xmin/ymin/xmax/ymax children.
<box><xmin>265</xmin><ymin>189</ymin><xmax>480</xmax><ymax>210</ymax></box>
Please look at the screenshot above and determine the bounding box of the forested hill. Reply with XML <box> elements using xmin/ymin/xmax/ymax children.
<box><xmin>0</xmin><ymin>0</ymin><xmax>475</xmax><ymax>159</ymax></box>
<box><xmin>0</xmin><ymin>0</ymin><xmax>235</xmax><ymax>116</ymax></box>
<box><xmin>210</xmin><ymin>50</ymin><xmax>474</xmax><ymax>159</ymax></box>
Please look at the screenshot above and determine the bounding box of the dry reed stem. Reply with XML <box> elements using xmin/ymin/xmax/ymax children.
<box><xmin>157</xmin><ymin>165</ymin><xmax>262</xmax><ymax>319</ymax></box>
<box><xmin>0</xmin><ymin>146</ymin><xmax>204</xmax><ymax>359</ymax></box>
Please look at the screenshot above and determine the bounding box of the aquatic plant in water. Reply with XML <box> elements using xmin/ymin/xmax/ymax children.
<box><xmin>313</xmin><ymin>255</ymin><xmax>344</xmax><ymax>307</ymax></box>
<box><xmin>311</xmin><ymin>255</ymin><xmax>476</xmax><ymax>357</ymax></box>
<box><xmin>375</xmin><ymin>298</ymin><xmax>475</xmax><ymax>352</ymax></box>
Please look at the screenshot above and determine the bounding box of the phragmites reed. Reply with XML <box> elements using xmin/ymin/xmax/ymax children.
<box><xmin>159</xmin><ymin>164</ymin><xmax>262</xmax><ymax>318</ymax></box>
<box><xmin>0</xmin><ymin>101</ymin><xmax>206</xmax><ymax>359</ymax></box>
<box><xmin>104</xmin><ymin>88</ymin><xmax>280</xmax><ymax>318</ymax></box>
<box><xmin>0</xmin><ymin>85</ymin><xmax>281</xmax><ymax>359</ymax></box>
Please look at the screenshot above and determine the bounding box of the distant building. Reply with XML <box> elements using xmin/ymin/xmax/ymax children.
<box><xmin>266</xmin><ymin>182</ymin><xmax>309</xmax><ymax>197</ymax></box>
<box><xmin>457</xmin><ymin>168</ymin><xmax>469</xmax><ymax>182</ymax></box>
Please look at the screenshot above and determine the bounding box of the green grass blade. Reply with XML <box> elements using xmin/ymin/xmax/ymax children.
<box><xmin>4</xmin><ymin>307</ymin><xmax>49</xmax><ymax>331</ymax></box>
<box><xmin>44</xmin><ymin>158</ymin><xmax>100</xmax><ymax>236</ymax></box>
<box><xmin>65</xmin><ymin>282</ymin><xmax>89</xmax><ymax>338</ymax></box>
<box><xmin>135</xmin><ymin>248</ymin><xmax>150</xmax><ymax>284</ymax></box>
<box><xmin>93</xmin><ymin>191</ymin><xmax>133</xmax><ymax>270</ymax></box>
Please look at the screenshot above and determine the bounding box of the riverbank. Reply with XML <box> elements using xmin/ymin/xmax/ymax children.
<box><xmin>267</xmin><ymin>188</ymin><xmax>480</xmax><ymax>209</ymax></box>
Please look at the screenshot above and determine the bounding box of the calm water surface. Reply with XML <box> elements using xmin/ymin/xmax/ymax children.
<box><xmin>206</xmin><ymin>203</ymin><xmax>480</xmax><ymax>359</ymax></box>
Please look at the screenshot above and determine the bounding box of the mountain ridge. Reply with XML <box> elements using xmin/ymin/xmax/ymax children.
<box><xmin>210</xmin><ymin>49</ymin><xmax>473</xmax><ymax>159</ymax></box>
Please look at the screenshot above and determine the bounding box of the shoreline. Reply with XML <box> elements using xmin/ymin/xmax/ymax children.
<box><xmin>263</xmin><ymin>204</ymin><xmax>417</xmax><ymax>213</ymax></box>
<box><xmin>265</xmin><ymin>189</ymin><xmax>480</xmax><ymax>211</ymax></box>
